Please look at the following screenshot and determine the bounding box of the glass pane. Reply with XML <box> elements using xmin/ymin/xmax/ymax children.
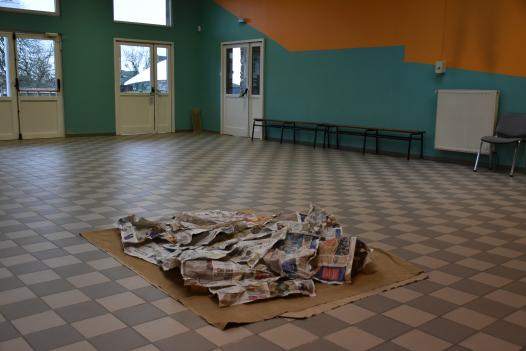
<box><xmin>251</xmin><ymin>46</ymin><xmax>261</xmax><ymax>95</ymax></box>
<box><xmin>16</xmin><ymin>38</ymin><xmax>57</xmax><ymax>96</ymax></box>
<box><xmin>0</xmin><ymin>0</ymin><xmax>56</xmax><ymax>13</ymax></box>
<box><xmin>0</xmin><ymin>36</ymin><xmax>9</xmax><ymax>97</ymax></box>
<box><xmin>156</xmin><ymin>47</ymin><xmax>168</xmax><ymax>94</ymax></box>
<box><xmin>225</xmin><ymin>47</ymin><xmax>247</xmax><ymax>95</ymax></box>
<box><xmin>120</xmin><ymin>45</ymin><xmax>151</xmax><ymax>94</ymax></box>
<box><xmin>114</xmin><ymin>0</ymin><xmax>170</xmax><ymax>26</ymax></box>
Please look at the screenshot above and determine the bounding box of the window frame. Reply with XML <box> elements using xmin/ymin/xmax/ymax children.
<box><xmin>113</xmin><ymin>0</ymin><xmax>172</xmax><ymax>28</ymax></box>
<box><xmin>0</xmin><ymin>0</ymin><xmax>59</xmax><ymax>16</ymax></box>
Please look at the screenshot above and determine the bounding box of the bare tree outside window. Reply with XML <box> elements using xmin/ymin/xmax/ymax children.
<box><xmin>0</xmin><ymin>37</ymin><xmax>8</xmax><ymax>96</ymax></box>
<box><xmin>16</xmin><ymin>38</ymin><xmax>56</xmax><ymax>95</ymax></box>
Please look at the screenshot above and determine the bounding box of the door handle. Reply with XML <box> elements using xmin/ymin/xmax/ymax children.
<box><xmin>239</xmin><ymin>88</ymin><xmax>248</xmax><ymax>98</ymax></box>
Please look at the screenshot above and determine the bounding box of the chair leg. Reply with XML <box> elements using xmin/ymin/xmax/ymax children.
<box><xmin>510</xmin><ymin>141</ymin><xmax>520</xmax><ymax>177</ymax></box>
<box><xmin>488</xmin><ymin>145</ymin><xmax>494</xmax><ymax>170</ymax></box>
<box><xmin>474</xmin><ymin>141</ymin><xmax>484</xmax><ymax>172</ymax></box>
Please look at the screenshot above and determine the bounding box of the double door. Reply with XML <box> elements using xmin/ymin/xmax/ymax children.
<box><xmin>222</xmin><ymin>40</ymin><xmax>264</xmax><ymax>138</ymax></box>
<box><xmin>114</xmin><ymin>40</ymin><xmax>173</xmax><ymax>135</ymax></box>
<box><xmin>0</xmin><ymin>32</ymin><xmax>64</xmax><ymax>140</ymax></box>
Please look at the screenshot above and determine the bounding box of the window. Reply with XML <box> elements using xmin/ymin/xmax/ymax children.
<box><xmin>113</xmin><ymin>0</ymin><xmax>171</xmax><ymax>27</ymax></box>
<box><xmin>0</xmin><ymin>36</ymin><xmax>9</xmax><ymax>96</ymax></box>
<box><xmin>0</xmin><ymin>0</ymin><xmax>57</xmax><ymax>14</ymax></box>
<box><xmin>16</xmin><ymin>37</ymin><xmax>57</xmax><ymax>96</ymax></box>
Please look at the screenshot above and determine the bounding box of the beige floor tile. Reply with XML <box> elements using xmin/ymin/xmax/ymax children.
<box><xmin>460</xmin><ymin>332</ymin><xmax>521</xmax><ymax>351</ymax></box>
<box><xmin>96</xmin><ymin>291</ymin><xmax>144</xmax><ymax>312</ymax></box>
<box><xmin>0</xmin><ymin>254</ymin><xmax>36</xmax><ymax>267</ymax></box>
<box><xmin>456</xmin><ymin>258</ymin><xmax>495</xmax><ymax>271</ymax></box>
<box><xmin>130</xmin><ymin>346</ymin><xmax>160</xmax><ymax>351</ymax></box>
<box><xmin>72</xmin><ymin>314</ymin><xmax>126</xmax><ymax>338</ymax></box>
<box><xmin>443</xmin><ymin>307</ymin><xmax>496</xmax><ymax>329</ymax></box>
<box><xmin>87</xmin><ymin>257</ymin><xmax>120</xmax><ymax>270</ymax></box>
<box><xmin>325</xmin><ymin>326</ymin><xmax>383</xmax><ymax>351</ymax></box>
<box><xmin>502</xmin><ymin>259</ymin><xmax>526</xmax><ymax>272</ymax></box>
<box><xmin>0</xmin><ymin>287</ymin><xmax>36</xmax><ymax>306</ymax></box>
<box><xmin>51</xmin><ymin>341</ymin><xmax>98</xmax><ymax>351</ymax></box>
<box><xmin>405</xmin><ymin>243</ymin><xmax>438</xmax><ymax>255</ymax></box>
<box><xmin>0</xmin><ymin>337</ymin><xmax>33</xmax><ymax>351</ymax></box>
<box><xmin>446</xmin><ymin>246</ymin><xmax>480</xmax><ymax>257</ymax></box>
<box><xmin>151</xmin><ymin>297</ymin><xmax>187</xmax><ymax>314</ymax></box>
<box><xmin>383</xmin><ymin>305</ymin><xmax>435</xmax><ymax>327</ymax></box>
<box><xmin>326</xmin><ymin>303</ymin><xmax>376</xmax><ymax>324</ymax></box>
<box><xmin>134</xmin><ymin>317</ymin><xmax>189</xmax><ymax>342</ymax></box>
<box><xmin>431</xmin><ymin>287</ymin><xmax>477</xmax><ymax>305</ymax></box>
<box><xmin>411</xmin><ymin>256</ymin><xmax>448</xmax><ymax>269</ymax></box>
<box><xmin>504</xmin><ymin>310</ymin><xmax>526</xmax><ymax>327</ymax></box>
<box><xmin>436</xmin><ymin>234</ymin><xmax>467</xmax><ymax>244</ymax></box>
<box><xmin>42</xmin><ymin>289</ymin><xmax>91</xmax><ymax>309</ymax></box>
<box><xmin>469</xmin><ymin>272</ymin><xmax>512</xmax><ymax>287</ymax></box>
<box><xmin>487</xmin><ymin>247</ymin><xmax>522</xmax><ymax>258</ymax></box>
<box><xmin>116</xmin><ymin>276</ymin><xmax>150</xmax><ymax>290</ymax></box>
<box><xmin>381</xmin><ymin>287</ymin><xmax>422</xmax><ymax>303</ymax></box>
<box><xmin>485</xmin><ymin>289</ymin><xmax>526</xmax><ymax>308</ymax></box>
<box><xmin>63</xmin><ymin>243</ymin><xmax>97</xmax><ymax>254</ymax></box>
<box><xmin>260</xmin><ymin>323</ymin><xmax>317</xmax><ymax>350</ymax></box>
<box><xmin>67</xmin><ymin>272</ymin><xmax>110</xmax><ymax>288</ymax></box>
<box><xmin>428</xmin><ymin>271</ymin><xmax>462</xmax><ymax>285</ymax></box>
<box><xmin>42</xmin><ymin>255</ymin><xmax>82</xmax><ymax>268</ymax></box>
<box><xmin>18</xmin><ymin>269</ymin><xmax>60</xmax><ymax>285</ymax></box>
<box><xmin>393</xmin><ymin>330</ymin><xmax>451</xmax><ymax>351</ymax></box>
<box><xmin>12</xmin><ymin>311</ymin><xmax>65</xmax><ymax>335</ymax></box>
<box><xmin>0</xmin><ymin>267</ymin><xmax>12</xmax><ymax>279</ymax></box>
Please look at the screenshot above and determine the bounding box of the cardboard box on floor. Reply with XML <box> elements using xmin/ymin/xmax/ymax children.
<box><xmin>81</xmin><ymin>229</ymin><xmax>426</xmax><ymax>329</ymax></box>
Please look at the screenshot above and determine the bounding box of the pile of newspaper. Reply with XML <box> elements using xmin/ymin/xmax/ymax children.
<box><xmin>117</xmin><ymin>205</ymin><xmax>372</xmax><ymax>307</ymax></box>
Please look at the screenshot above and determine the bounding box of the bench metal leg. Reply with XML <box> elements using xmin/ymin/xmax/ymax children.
<box><xmin>293</xmin><ymin>123</ymin><xmax>296</xmax><ymax>144</ymax></box>
<box><xmin>323</xmin><ymin>128</ymin><xmax>327</xmax><ymax>148</ymax></box>
<box><xmin>510</xmin><ymin>141</ymin><xmax>520</xmax><ymax>177</ymax></box>
<box><xmin>375</xmin><ymin>130</ymin><xmax>379</xmax><ymax>154</ymax></box>
<box><xmin>362</xmin><ymin>133</ymin><xmax>367</xmax><ymax>154</ymax></box>
<box><xmin>336</xmin><ymin>128</ymin><xmax>340</xmax><ymax>149</ymax></box>
<box><xmin>313</xmin><ymin>127</ymin><xmax>318</xmax><ymax>148</ymax></box>
<box><xmin>420</xmin><ymin>134</ymin><xmax>424</xmax><ymax>158</ymax></box>
<box><xmin>280</xmin><ymin>126</ymin><xmax>285</xmax><ymax>144</ymax></box>
<box><xmin>251</xmin><ymin>121</ymin><xmax>256</xmax><ymax>141</ymax></box>
<box><xmin>407</xmin><ymin>134</ymin><xmax>413</xmax><ymax>160</ymax></box>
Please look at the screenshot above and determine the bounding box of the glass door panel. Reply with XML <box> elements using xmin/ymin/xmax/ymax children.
<box><xmin>119</xmin><ymin>44</ymin><xmax>152</xmax><ymax>94</ymax></box>
<box><xmin>225</xmin><ymin>46</ymin><xmax>248</xmax><ymax>95</ymax></box>
<box><xmin>155</xmin><ymin>46</ymin><xmax>168</xmax><ymax>94</ymax></box>
<box><xmin>15</xmin><ymin>37</ymin><xmax>57</xmax><ymax>96</ymax></box>
<box><xmin>0</xmin><ymin>35</ymin><xmax>10</xmax><ymax>97</ymax></box>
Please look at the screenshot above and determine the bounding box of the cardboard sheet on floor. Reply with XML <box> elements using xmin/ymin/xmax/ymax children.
<box><xmin>81</xmin><ymin>229</ymin><xmax>427</xmax><ymax>329</ymax></box>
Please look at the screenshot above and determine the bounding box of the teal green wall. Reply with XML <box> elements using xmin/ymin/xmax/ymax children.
<box><xmin>200</xmin><ymin>1</ymin><xmax>526</xmax><ymax>165</ymax></box>
<box><xmin>0</xmin><ymin>0</ymin><xmax>202</xmax><ymax>133</ymax></box>
<box><xmin>2</xmin><ymin>0</ymin><xmax>526</xmax><ymax>166</ymax></box>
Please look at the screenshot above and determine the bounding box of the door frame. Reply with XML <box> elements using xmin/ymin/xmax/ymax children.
<box><xmin>113</xmin><ymin>37</ymin><xmax>175</xmax><ymax>135</ymax></box>
<box><xmin>220</xmin><ymin>38</ymin><xmax>264</xmax><ymax>136</ymax></box>
<box><xmin>0</xmin><ymin>31</ymin><xmax>19</xmax><ymax>140</ymax></box>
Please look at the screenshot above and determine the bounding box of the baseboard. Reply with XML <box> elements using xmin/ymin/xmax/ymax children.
<box><xmin>66</xmin><ymin>132</ymin><xmax>116</xmax><ymax>137</ymax></box>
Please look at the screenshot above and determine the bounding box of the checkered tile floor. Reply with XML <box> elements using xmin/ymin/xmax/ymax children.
<box><xmin>1</xmin><ymin>132</ymin><xmax>525</xmax><ymax>351</ymax></box>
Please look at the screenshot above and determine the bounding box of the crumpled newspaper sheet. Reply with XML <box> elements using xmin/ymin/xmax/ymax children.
<box><xmin>117</xmin><ymin>205</ymin><xmax>372</xmax><ymax>307</ymax></box>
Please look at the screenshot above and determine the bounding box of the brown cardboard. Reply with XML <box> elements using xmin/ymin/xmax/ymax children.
<box><xmin>81</xmin><ymin>229</ymin><xmax>427</xmax><ymax>329</ymax></box>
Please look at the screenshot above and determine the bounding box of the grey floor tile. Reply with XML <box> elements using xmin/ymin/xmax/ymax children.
<box><xmin>354</xmin><ymin>295</ymin><xmax>402</xmax><ymax>313</ymax></box>
<box><xmin>31</xmin><ymin>248</ymin><xmax>69</xmax><ymax>261</ymax></box>
<box><xmin>29</xmin><ymin>279</ymin><xmax>76</xmax><ymax>297</ymax></box>
<box><xmin>88</xmin><ymin>327</ymin><xmax>149</xmax><ymax>351</ymax></box>
<box><xmin>171</xmin><ymin>310</ymin><xmax>208</xmax><ymax>330</ymax></box>
<box><xmin>80</xmin><ymin>281</ymin><xmax>127</xmax><ymax>299</ymax></box>
<box><xmin>25</xmin><ymin>324</ymin><xmax>84</xmax><ymax>351</ymax></box>
<box><xmin>356</xmin><ymin>314</ymin><xmax>412</xmax><ymax>340</ymax></box>
<box><xmin>115</xmin><ymin>303</ymin><xmax>165</xmax><ymax>326</ymax></box>
<box><xmin>132</xmin><ymin>286</ymin><xmax>168</xmax><ymax>301</ymax></box>
<box><xmin>419</xmin><ymin>317</ymin><xmax>476</xmax><ymax>344</ymax></box>
<box><xmin>482</xmin><ymin>320</ymin><xmax>526</xmax><ymax>346</ymax></box>
<box><xmin>53</xmin><ymin>263</ymin><xmax>96</xmax><ymax>278</ymax></box>
<box><xmin>0</xmin><ymin>277</ymin><xmax>24</xmax><ymax>291</ymax></box>
<box><xmin>155</xmin><ymin>330</ymin><xmax>216</xmax><ymax>351</ymax></box>
<box><xmin>0</xmin><ymin>321</ymin><xmax>20</xmax><ymax>341</ymax></box>
<box><xmin>292</xmin><ymin>314</ymin><xmax>349</xmax><ymax>337</ymax></box>
<box><xmin>8</xmin><ymin>261</ymin><xmax>50</xmax><ymax>276</ymax></box>
<box><xmin>407</xmin><ymin>295</ymin><xmax>458</xmax><ymax>316</ymax></box>
<box><xmin>244</xmin><ymin>317</ymin><xmax>289</xmax><ymax>334</ymax></box>
<box><xmin>292</xmin><ymin>338</ymin><xmax>347</xmax><ymax>351</ymax></box>
<box><xmin>55</xmin><ymin>301</ymin><xmax>107</xmax><ymax>323</ymax></box>
<box><xmin>0</xmin><ymin>298</ymin><xmax>51</xmax><ymax>320</ymax></box>
<box><xmin>463</xmin><ymin>298</ymin><xmax>516</xmax><ymax>319</ymax></box>
<box><xmin>99</xmin><ymin>266</ymin><xmax>136</xmax><ymax>280</ymax></box>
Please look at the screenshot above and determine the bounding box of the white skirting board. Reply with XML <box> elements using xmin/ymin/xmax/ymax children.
<box><xmin>435</xmin><ymin>89</ymin><xmax>499</xmax><ymax>154</ymax></box>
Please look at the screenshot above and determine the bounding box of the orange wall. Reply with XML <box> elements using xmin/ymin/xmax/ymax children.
<box><xmin>215</xmin><ymin>0</ymin><xmax>526</xmax><ymax>77</ymax></box>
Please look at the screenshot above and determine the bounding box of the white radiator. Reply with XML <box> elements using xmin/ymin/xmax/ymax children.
<box><xmin>435</xmin><ymin>89</ymin><xmax>499</xmax><ymax>154</ymax></box>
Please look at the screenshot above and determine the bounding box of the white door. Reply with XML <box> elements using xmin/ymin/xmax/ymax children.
<box><xmin>115</xmin><ymin>41</ymin><xmax>173</xmax><ymax>135</ymax></box>
<box><xmin>16</xmin><ymin>33</ymin><xmax>64</xmax><ymax>139</ymax></box>
<box><xmin>0</xmin><ymin>33</ymin><xmax>18</xmax><ymax>140</ymax></box>
<box><xmin>222</xmin><ymin>40</ymin><xmax>264</xmax><ymax>138</ymax></box>
<box><xmin>0</xmin><ymin>33</ymin><xmax>63</xmax><ymax>140</ymax></box>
